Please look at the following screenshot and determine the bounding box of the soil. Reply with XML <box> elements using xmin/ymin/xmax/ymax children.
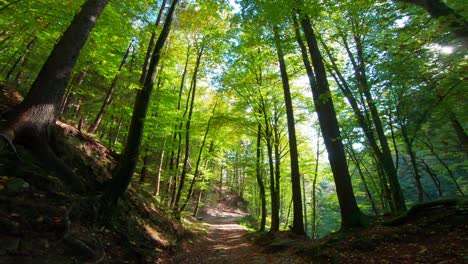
<box><xmin>163</xmin><ymin>194</ymin><xmax>467</xmax><ymax>264</ymax></box>
<box><xmin>164</xmin><ymin>201</ymin><xmax>307</xmax><ymax>264</ymax></box>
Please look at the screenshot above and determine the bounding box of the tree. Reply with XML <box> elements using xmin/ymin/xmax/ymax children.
<box><xmin>273</xmin><ymin>25</ymin><xmax>305</xmax><ymax>235</ymax></box>
<box><xmin>296</xmin><ymin>11</ymin><xmax>368</xmax><ymax>229</ymax></box>
<box><xmin>101</xmin><ymin>0</ymin><xmax>179</xmax><ymax>210</ymax></box>
<box><xmin>255</xmin><ymin>122</ymin><xmax>267</xmax><ymax>231</ymax></box>
<box><xmin>396</xmin><ymin>0</ymin><xmax>467</xmax><ymax>40</ymax></box>
<box><xmin>0</xmin><ymin>0</ymin><xmax>110</xmax><ymax>191</ymax></box>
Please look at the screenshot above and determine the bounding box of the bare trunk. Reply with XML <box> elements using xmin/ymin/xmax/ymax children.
<box><xmin>88</xmin><ymin>40</ymin><xmax>133</xmax><ymax>133</ymax></box>
<box><xmin>273</xmin><ymin>25</ymin><xmax>304</xmax><ymax>235</ymax></box>
<box><xmin>101</xmin><ymin>0</ymin><xmax>178</xmax><ymax>210</ymax></box>
<box><xmin>174</xmin><ymin>45</ymin><xmax>204</xmax><ymax>210</ymax></box>
<box><xmin>256</xmin><ymin>123</ymin><xmax>267</xmax><ymax>231</ymax></box>
<box><xmin>298</xmin><ymin>13</ymin><xmax>366</xmax><ymax>229</ymax></box>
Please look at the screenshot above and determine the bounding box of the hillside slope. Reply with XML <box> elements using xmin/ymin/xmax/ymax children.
<box><xmin>0</xmin><ymin>83</ymin><xmax>184</xmax><ymax>263</ymax></box>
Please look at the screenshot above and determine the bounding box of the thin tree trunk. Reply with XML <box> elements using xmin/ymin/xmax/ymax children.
<box><xmin>112</xmin><ymin>117</ymin><xmax>123</xmax><ymax>146</ymax></box>
<box><xmin>168</xmin><ymin>44</ymin><xmax>190</xmax><ymax>207</ymax></box>
<box><xmin>256</xmin><ymin>122</ymin><xmax>267</xmax><ymax>231</ymax></box>
<box><xmin>273</xmin><ymin>25</ymin><xmax>304</xmax><ymax>235</ymax></box>
<box><xmin>418</xmin><ymin>135</ymin><xmax>464</xmax><ymax>196</ymax></box>
<box><xmin>449</xmin><ymin>111</ymin><xmax>468</xmax><ymax>156</ymax></box>
<box><xmin>259</xmin><ymin>95</ymin><xmax>280</xmax><ymax>232</ymax></box>
<box><xmin>88</xmin><ymin>40</ymin><xmax>133</xmax><ymax>133</ymax></box>
<box><xmin>193</xmin><ymin>189</ymin><xmax>203</xmax><ymax>217</ymax></box>
<box><xmin>140</xmin><ymin>0</ymin><xmax>167</xmax><ymax>85</ymax></box>
<box><xmin>311</xmin><ymin>129</ymin><xmax>320</xmax><ymax>239</ymax></box>
<box><xmin>421</xmin><ymin>160</ymin><xmax>443</xmax><ymax>198</ymax></box>
<box><xmin>401</xmin><ymin>125</ymin><xmax>424</xmax><ymax>202</ymax></box>
<box><xmin>345</xmin><ymin>141</ymin><xmax>378</xmax><ymax>215</ymax></box>
<box><xmin>179</xmin><ymin>98</ymin><xmax>216</xmax><ymax>212</ymax></box>
<box><xmin>5</xmin><ymin>36</ymin><xmax>36</xmax><ymax>81</ymax></box>
<box><xmin>60</xmin><ymin>70</ymin><xmax>87</xmax><ymax>114</ymax></box>
<box><xmin>174</xmin><ymin>44</ymin><xmax>204</xmax><ymax>210</ymax></box>
<box><xmin>101</xmin><ymin>0</ymin><xmax>178</xmax><ymax>210</ymax></box>
<box><xmin>154</xmin><ymin>137</ymin><xmax>166</xmax><ymax>196</ymax></box>
<box><xmin>302</xmin><ymin>173</ymin><xmax>308</xmax><ymax>234</ymax></box>
<box><xmin>13</xmin><ymin>37</ymin><xmax>36</xmax><ymax>84</ymax></box>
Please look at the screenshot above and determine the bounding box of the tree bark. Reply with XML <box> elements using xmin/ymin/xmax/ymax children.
<box><xmin>174</xmin><ymin>44</ymin><xmax>204</xmax><ymax>210</ymax></box>
<box><xmin>140</xmin><ymin>0</ymin><xmax>167</xmax><ymax>85</ymax></box>
<box><xmin>0</xmin><ymin>0</ymin><xmax>110</xmax><ymax>191</ymax></box>
<box><xmin>396</xmin><ymin>0</ymin><xmax>467</xmax><ymax>41</ymax></box>
<box><xmin>259</xmin><ymin>93</ymin><xmax>280</xmax><ymax>232</ymax></box>
<box><xmin>297</xmin><ymin>13</ymin><xmax>366</xmax><ymax>229</ymax></box>
<box><xmin>256</xmin><ymin>122</ymin><xmax>267</xmax><ymax>232</ymax></box>
<box><xmin>154</xmin><ymin>138</ymin><xmax>166</xmax><ymax>196</ymax></box>
<box><xmin>273</xmin><ymin>25</ymin><xmax>305</xmax><ymax>236</ymax></box>
<box><xmin>320</xmin><ymin>30</ymin><xmax>406</xmax><ymax>213</ymax></box>
<box><xmin>101</xmin><ymin>0</ymin><xmax>178</xmax><ymax>210</ymax></box>
<box><xmin>311</xmin><ymin>129</ymin><xmax>320</xmax><ymax>239</ymax></box>
<box><xmin>179</xmin><ymin>99</ymin><xmax>216</xmax><ymax>212</ymax></box>
<box><xmin>88</xmin><ymin>40</ymin><xmax>133</xmax><ymax>133</ymax></box>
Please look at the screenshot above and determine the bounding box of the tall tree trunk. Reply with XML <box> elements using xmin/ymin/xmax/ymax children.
<box><xmin>311</xmin><ymin>129</ymin><xmax>320</xmax><ymax>239</ymax></box>
<box><xmin>272</xmin><ymin>111</ymin><xmax>282</xmax><ymax>224</ymax></box>
<box><xmin>174</xmin><ymin>44</ymin><xmax>204</xmax><ymax>210</ymax></box>
<box><xmin>154</xmin><ymin>137</ymin><xmax>166</xmax><ymax>196</ymax></box>
<box><xmin>140</xmin><ymin>0</ymin><xmax>167</xmax><ymax>84</ymax></box>
<box><xmin>179</xmin><ymin>99</ymin><xmax>216</xmax><ymax>212</ymax></box>
<box><xmin>273</xmin><ymin>25</ymin><xmax>305</xmax><ymax>235</ymax></box>
<box><xmin>256</xmin><ymin>122</ymin><xmax>267</xmax><ymax>232</ymax></box>
<box><xmin>88</xmin><ymin>39</ymin><xmax>133</xmax><ymax>133</ymax></box>
<box><xmin>297</xmin><ymin>13</ymin><xmax>366</xmax><ymax>229</ymax></box>
<box><xmin>352</xmin><ymin>32</ymin><xmax>406</xmax><ymax>212</ymax></box>
<box><xmin>167</xmin><ymin>44</ymin><xmax>190</xmax><ymax>206</ymax></box>
<box><xmin>344</xmin><ymin>138</ymin><xmax>378</xmax><ymax>215</ymax></box>
<box><xmin>321</xmin><ymin>31</ymin><xmax>406</xmax><ymax>213</ymax></box>
<box><xmin>261</xmin><ymin>100</ymin><xmax>280</xmax><ymax>231</ymax></box>
<box><xmin>0</xmin><ymin>0</ymin><xmax>110</xmax><ymax>192</ymax></box>
<box><xmin>101</xmin><ymin>0</ymin><xmax>178</xmax><ymax>210</ymax></box>
<box><xmin>60</xmin><ymin>70</ymin><xmax>87</xmax><ymax>114</ymax></box>
<box><xmin>302</xmin><ymin>173</ymin><xmax>308</xmax><ymax>234</ymax></box>
<box><xmin>193</xmin><ymin>189</ymin><xmax>203</xmax><ymax>217</ymax></box>
<box><xmin>401</xmin><ymin>124</ymin><xmax>424</xmax><ymax>202</ymax></box>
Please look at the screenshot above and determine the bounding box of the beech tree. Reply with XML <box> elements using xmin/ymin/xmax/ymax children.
<box><xmin>0</xmin><ymin>0</ymin><xmax>110</xmax><ymax>190</ymax></box>
<box><xmin>101</xmin><ymin>0</ymin><xmax>179</xmax><ymax>209</ymax></box>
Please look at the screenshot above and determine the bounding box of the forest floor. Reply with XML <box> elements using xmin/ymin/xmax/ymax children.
<box><xmin>164</xmin><ymin>191</ymin><xmax>309</xmax><ymax>264</ymax></box>
<box><xmin>164</xmin><ymin>188</ymin><xmax>467</xmax><ymax>264</ymax></box>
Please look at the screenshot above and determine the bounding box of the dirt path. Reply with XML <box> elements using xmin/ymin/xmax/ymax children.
<box><xmin>163</xmin><ymin>208</ymin><xmax>305</xmax><ymax>264</ymax></box>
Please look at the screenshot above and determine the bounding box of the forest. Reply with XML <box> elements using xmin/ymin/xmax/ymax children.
<box><xmin>0</xmin><ymin>0</ymin><xmax>466</xmax><ymax>263</ymax></box>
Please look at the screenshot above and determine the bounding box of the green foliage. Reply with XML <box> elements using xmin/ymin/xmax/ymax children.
<box><xmin>1</xmin><ymin>0</ymin><xmax>465</xmax><ymax>239</ymax></box>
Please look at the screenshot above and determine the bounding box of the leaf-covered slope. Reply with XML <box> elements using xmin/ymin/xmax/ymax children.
<box><xmin>0</xmin><ymin>82</ymin><xmax>184</xmax><ymax>263</ymax></box>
